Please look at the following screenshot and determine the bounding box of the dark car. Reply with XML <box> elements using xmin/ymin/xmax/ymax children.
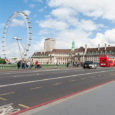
<box><xmin>89</xmin><ymin>62</ymin><xmax>98</xmax><ymax>69</ymax></box>
<box><xmin>83</xmin><ymin>61</ymin><xmax>93</xmax><ymax>69</ymax></box>
<box><xmin>83</xmin><ymin>61</ymin><xmax>98</xmax><ymax>69</ymax></box>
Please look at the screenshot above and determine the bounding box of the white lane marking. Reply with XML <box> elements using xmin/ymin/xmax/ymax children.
<box><xmin>0</xmin><ymin>68</ymin><xmax>81</xmax><ymax>78</ymax></box>
<box><xmin>0</xmin><ymin>67</ymin><xmax>108</xmax><ymax>76</ymax></box>
<box><xmin>0</xmin><ymin>68</ymin><xmax>114</xmax><ymax>79</ymax></box>
<box><xmin>0</xmin><ymin>70</ymin><xmax>114</xmax><ymax>88</ymax></box>
<box><xmin>0</xmin><ymin>68</ymin><xmax>80</xmax><ymax>74</ymax></box>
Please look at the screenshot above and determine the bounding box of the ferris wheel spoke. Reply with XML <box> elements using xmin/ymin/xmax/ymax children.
<box><xmin>2</xmin><ymin>11</ymin><xmax>32</xmax><ymax>59</ymax></box>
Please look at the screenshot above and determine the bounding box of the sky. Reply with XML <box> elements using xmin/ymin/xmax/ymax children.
<box><xmin>1</xmin><ymin>0</ymin><xmax>115</xmax><ymax>58</ymax></box>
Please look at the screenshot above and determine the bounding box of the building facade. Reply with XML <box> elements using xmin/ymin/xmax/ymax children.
<box><xmin>32</xmin><ymin>46</ymin><xmax>115</xmax><ymax>65</ymax></box>
<box><xmin>31</xmin><ymin>38</ymin><xmax>115</xmax><ymax>64</ymax></box>
<box><xmin>44</xmin><ymin>38</ymin><xmax>56</xmax><ymax>52</ymax></box>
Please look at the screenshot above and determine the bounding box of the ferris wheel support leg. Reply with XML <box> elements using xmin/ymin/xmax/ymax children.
<box><xmin>17</xmin><ymin>40</ymin><xmax>22</xmax><ymax>60</ymax></box>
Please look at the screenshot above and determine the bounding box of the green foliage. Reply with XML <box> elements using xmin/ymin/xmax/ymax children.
<box><xmin>0</xmin><ymin>59</ymin><xmax>6</xmax><ymax>64</ymax></box>
<box><xmin>12</xmin><ymin>58</ymin><xmax>17</xmax><ymax>60</ymax></box>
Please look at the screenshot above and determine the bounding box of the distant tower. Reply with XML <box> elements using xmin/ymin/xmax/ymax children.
<box><xmin>71</xmin><ymin>41</ymin><xmax>75</xmax><ymax>51</ymax></box>
<box><xmin>44</xmin><ymin>38</ymin><xmax>56</xmax><ymax>52</ymax></box>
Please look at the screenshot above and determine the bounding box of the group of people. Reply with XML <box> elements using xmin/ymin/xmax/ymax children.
<box><xmin>67</xmin><ymin>62</ymin><xmax>80</xmax><ymax>68</ymax></box>
<box><xmin>17</xmin><ymin>60</ymin><xmax>33</xmax><ymax>69</ymax></box>
<box><xmin>17</xmin><ymin>60</ymin><xmax>41</xmax><ymax>69</ymax></box>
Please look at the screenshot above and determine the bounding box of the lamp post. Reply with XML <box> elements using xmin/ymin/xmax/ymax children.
<box><xmin>105</xmin><ymin>43</ymin><xmax>107</xmax><ymax>55</ymax></box>
<box><xmin>12</xmin><ymin>36</ymin><xmax>22</xmax><ymax>60</ymax></box>
<box><xmin>83</xmin><ymin>44</ymin><xmax>87</xmax><ymax>62</ymax></box>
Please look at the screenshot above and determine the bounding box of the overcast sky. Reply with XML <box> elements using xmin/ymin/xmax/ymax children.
<box><xmin>0</xmin><ymin>0</ymin><xmax>115</xmax><ymax>57</ymax></box>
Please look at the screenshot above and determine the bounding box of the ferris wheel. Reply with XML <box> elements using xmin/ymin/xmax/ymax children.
<box><xmin>2</xmin><ymin>11</ymin><xmax>32</xmax><ymax>59</ymax></box>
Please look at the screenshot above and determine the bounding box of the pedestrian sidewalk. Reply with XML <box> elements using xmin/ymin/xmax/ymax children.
<box><xmin>18</xmin><ymin>80</ymin><xmax>115</xmax><ymax>115</ymax></box>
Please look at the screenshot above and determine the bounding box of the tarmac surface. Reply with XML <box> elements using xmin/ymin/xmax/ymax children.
<box><xmin>20</xmin><ymin>80</ymin><xmax>115</xmax><ymax>115</ymax></box>
<box><xmin>0</xmin><ymin>67</ymin><xmax>115</xmax><ymax>114</ymax></box>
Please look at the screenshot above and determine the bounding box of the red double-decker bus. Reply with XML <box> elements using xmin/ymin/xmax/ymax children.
<box><xmin>99</xmin><ymin>55</ymin><xmax>115</xmax><ymax>67</ymax></box>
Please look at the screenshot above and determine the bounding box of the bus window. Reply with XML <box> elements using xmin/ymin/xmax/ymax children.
<box><xmin>109</xmin><ymin>61</ymin><xmax>112</xmax><ymax>63</ymax></box>
<box><xmin>101</xmin><ymin>59</ymin><xmax>106</xmax><ymax>62</ymax></box>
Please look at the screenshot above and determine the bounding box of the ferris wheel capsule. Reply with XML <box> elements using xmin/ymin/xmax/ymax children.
<box><xmin>1</xmin><ymin>11</ymin><xmax>32</xmax><ymax>59</ymax></box>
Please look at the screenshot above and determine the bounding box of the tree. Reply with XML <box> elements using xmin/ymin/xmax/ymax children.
<box><xmin>0</xmin><ymin>59</ymin><xmax>6</xmax><ymax>64</ymax></box>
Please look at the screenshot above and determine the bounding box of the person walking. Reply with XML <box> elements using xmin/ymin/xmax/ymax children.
<box><xmin>27</xmin><ymin>61</ymin><xmax>31</xmax><ymax>69</ymax></box>
<box><xmin>67</xmin><ymin>62</ymin><xmax>70</xmax><ymax>68</ymax></box>
<box><xmin>17</xmin><ymin>60</ymin><xmax>21</xmax><ymax>69</ymax></box>
<box><xmin>35</xmin><ymin>61</ymin><xmax>39</xmax><ymax>69</ymax></box>
<box><xmin>22</xmin><ymin>61</ymin><xmax>25</xmax><ymax>69</ymax></box>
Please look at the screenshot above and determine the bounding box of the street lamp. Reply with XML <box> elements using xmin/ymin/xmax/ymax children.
<box><xmin>12</xmin><ymin>36</ymin><xmax>22</xmax><ymax>59</ymax></box>
<box><xmin>83</xmin><ymin>44</ymin><xmax>87</xmax><ymax>62</ymax></box>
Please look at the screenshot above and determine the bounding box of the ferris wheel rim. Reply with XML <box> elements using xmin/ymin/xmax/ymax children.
<box><xmin>2</xmin><ymin>11</ymin><xmax>32</xmax><ymax>59</ymax></box>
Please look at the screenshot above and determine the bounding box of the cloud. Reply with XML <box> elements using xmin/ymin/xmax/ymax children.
<box><xmin>94</xmin><ymin>29</ymin><xmax>115</xmax><ymax>46</ymax></box>
<box><xmin>30</xmin><ymin>0</ymin><xmax>115</xmax><ymax>53</ymax></box>
<box><xmin>38</xmin><ymin>29</ymin><xmax>55</xmax><ymax>36</ymax></box>
<box><xmin>32</xmin><ymin>39</ymin><xmax>45</xmax><ymax>51</ymax></box>
<box><xmin>78</xmin><ymin>20</ymin><xmax>98</xmax><ymax>31</ymax></box>
<box><xmin>55</xmin><ymin>28</ymin><xmax>115</xmax><ymax>49</ymax></box>
<box><xmin>39</xmin><ymin>19</ymin><xmax>68</xmax><ymax>30</ymax></box>
<box><xmin>49</xmin><ymin>0</ymin><xmax>115</xmax><ymax>21</ymax></box>
<box><xmin>0</xmin><ymin>42</ymin><xmax>20</xmax><ymax>58</ymax></box>
<box><xmin>29</xmin><ymin>4</ymin><xmax>35</xmax><ymax>8</ymax></box>
<box><xmin>55</xmin><ymin>29</ymin><xmax>92</xmax><ymax>48</ymax></box>
<box><xmin>9</xmin><ymin>10</ymin><xmax>31</xmax><ymax>27</ymax></box>
<box><xmin>1</xmin><ymin>41</ymin><xmax>33</xmax><ymax>58</ymax></box>
<box><xmin>10</xmin><ymin>19</ymin><xmax>25</xmax><ymax>27</ymax></box>
<box><xmin>23</xmin><ymin>10</ymin><xmax>31</xmax><ymax>16</ymax></box>
<box><xmin>51</xmin><ymin>8</ymin><xmax>76</xmax><ymax>19</ymax></box>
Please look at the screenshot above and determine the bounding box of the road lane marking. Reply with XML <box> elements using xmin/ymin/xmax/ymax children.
<box><xmin>53</xmin><ymin>82</ymin><xmax>61</xmax><ymax>86</ymax></box>
<box><xmin>0</xmin><ymin>92</ymin><xmax>15</xmax><ymax>96</ymax></box>
<box><xmin>0</xmin><ymin>70</ymin><xmax>114</xmax><ymax>88</ymax></box>
<box><xmin>18</xmin><ymin>104</ymin><xmax>30</xmax><ymax>109</ymax></box>
<box><xmin>0</xmin><ymin>68</ymin><xmax>81</xmax><ymax>76</ymax></box>
<box><xmin>30</xmin><ymin>86</ymin><xmax>41</xmax><ymax>90</ymax></box>
<box><xmin>70</xmin><ymin>80</ymin><xmax>76</xmax><ymax>82</ymax></box>
<box><xmin>81</xmin><ymin>77</ymin><xmax>87</xmax><ymax>80</ymax></box>
<box><xmin>0</xmin><ymin>68</ymin><xmax>113</xmax><ymax>79</ymax></box>
<box><xmin>0</xmin><ymin>97</ymin><xmax>7</xmax><ymax>101</ymax></box>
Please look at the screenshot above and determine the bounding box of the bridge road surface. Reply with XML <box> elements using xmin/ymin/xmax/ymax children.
<box><xmin>20</xmin><ymin>80</ymin><xmax>115</xmax><ymax>115</ymax></box>
<box><xmin>0</xmin><ymin>67</ymin><xmax>115</xmax><ymax>114</ymax></box>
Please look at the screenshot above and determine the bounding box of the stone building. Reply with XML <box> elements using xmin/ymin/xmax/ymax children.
<box><xmin>31</xmin><ymin>38</ymin><xmax>115</xmax><ymax>64</ymax></box>
<box><xmin>32</xmin><ymin>49</ymin><xmax>74</xmax><ymax>64</ymax></box>
<box><xmin>44</xmin><ymin>38</ymin><xmax>56</xmax><ymax>52</ymax></box>
<box><xmin>32</xmin><ymin>46</ymin><xmax>115</xmax><ymax>65</ymax></box>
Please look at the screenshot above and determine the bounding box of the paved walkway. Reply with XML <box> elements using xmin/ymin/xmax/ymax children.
<box><xmin>18</xmin><ymin>80</ymin><xmax>115</xmax><ymax>115</ymax></box>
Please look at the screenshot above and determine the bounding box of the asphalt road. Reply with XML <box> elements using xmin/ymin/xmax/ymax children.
<box><xmin>0</xmin><ymin>67</ymin><xmax>115</xmax><ymax>113</ymax></box>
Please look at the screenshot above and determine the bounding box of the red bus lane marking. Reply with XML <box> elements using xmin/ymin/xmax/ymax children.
<box><xmin>10</xmin><ymin>79</ymin><xmax>115</xmax><ymax>115</ymax></box>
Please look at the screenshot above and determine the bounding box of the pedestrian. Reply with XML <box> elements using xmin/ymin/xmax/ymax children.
<box><xmin>35</xmin><ymin>61</ymin><xmax>39</xmax><ymax>69</ymax></box>
<box><xmin>30</xmin><ymin>62</ymin><xmax>34</xmax><ymax>69</ymax></box>
<box><xmin>67</xmin><ymin>62</ymin><xmax>69</xmax><ymax>68</ymax></box>
<box><xmin>27</xmin><ymin>61</ymin><xmax>31</xmax><ymax>69</ymax></box>
<box><xmin>22</xmin><ymin>61</ymin><xmax>25</xmax><ymax>69</ymax></box>
<box><xmin>17</xmin><ymin>60</ymin><xmax>21</xmax><ymax>69</ymax></box>
<box><xmin>56</xmin><ymin>62</ymin><xmax>58</xmax><ymax>67</ymax></box>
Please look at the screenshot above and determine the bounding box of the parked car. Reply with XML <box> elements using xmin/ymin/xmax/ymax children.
<box><xmin>89</xmin><ymin>62</ymin><xmax>98</xmax><ymax>69</ymax></box>
<box><xmin>83</xmin><ymin>61</ymin><xmax>98</xmax><ymax>69</ymax></box>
